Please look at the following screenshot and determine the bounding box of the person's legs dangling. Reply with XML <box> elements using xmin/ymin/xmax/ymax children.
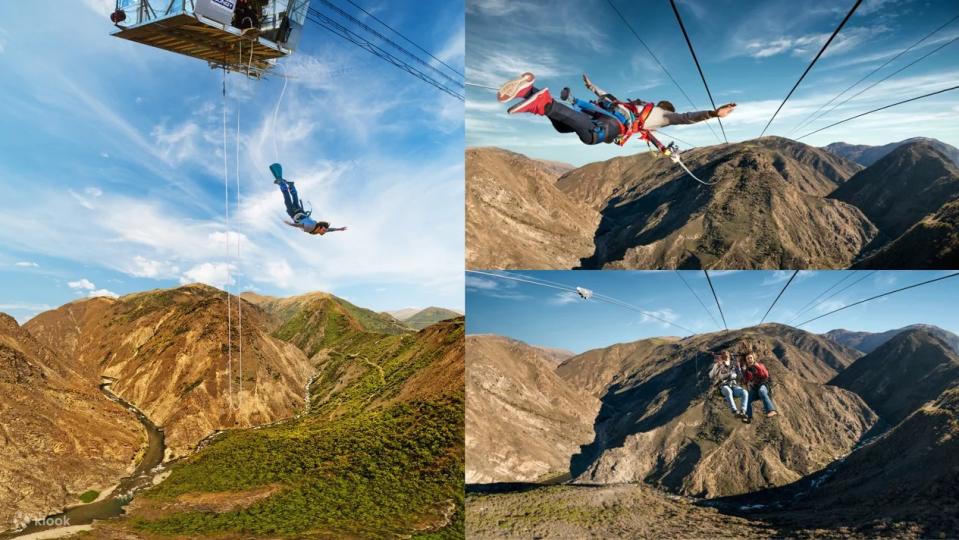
<box><xmin>277</xmin><ymin>180</ymin><xmax>303</xmax><ymax>220</ymax></box>
<box><xmin>544</xmin><ymin>101</ymin><xmax>606</xmax><ymax>145</ymax></box>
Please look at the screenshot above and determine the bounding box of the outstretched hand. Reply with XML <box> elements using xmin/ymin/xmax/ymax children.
<box><xmin>582</xmin><ymin>73</ymin><xmax>594</xmax><ymax>91</ymax></box>
<box><xmin>715</xmin><ymin>103</ymin><xmax>737</xmax><ymax>118</ymax></box>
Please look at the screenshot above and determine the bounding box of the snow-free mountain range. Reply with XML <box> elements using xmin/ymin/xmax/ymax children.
<box><xmin>466</xmin><ymin>323</ymin><xmax>959</xmax><ymax>538</ymax></box>
<box><xmin>467</xmin><ymin>137</ymin><xmax>959</xmax><ymax>269</ymax></box>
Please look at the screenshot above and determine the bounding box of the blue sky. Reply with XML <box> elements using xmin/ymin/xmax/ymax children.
<box><xmin>466</xmin><ymin>0</ymin><xmax>959</xmax><ymax>165</ymax></box>
<box><xmin>466</xmin><ymin>270</ymin><xmax>959</xmax><ymax>353</ymax></box>
<box><xmin>0</xmin><ymin>0</ymin><xmax>465</xmax><ymax>322</ymax></box>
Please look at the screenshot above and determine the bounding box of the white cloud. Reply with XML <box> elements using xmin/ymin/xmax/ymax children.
<box><xmin>547</xmin><ymin>291</ymin><xmax>582</xmax><ymax>306</ymax></box>
<box><xmin>68</xmin><ymin>278</ymin><xmax>96</xmax><ymax>290</ymax></box>
<box><xmin>0</xmin><ymin>6</ymin><xmax>465</xmax><ymax>312</ymax></box>
<box><xmin>640</xmin><ymin>308</ymin><xmax>681</xmax><ymax>328</ymax></box>
<box><xmin>127</xmin><ymin>256</ymin><xmax>180</xmax><ymax>279</ymax></box>
<box><xmin>14</xmin><ymin>261</ymin><xmax>38</xmax><ymax>267</ymax></box>
<box><xmin>263</xmin><ymin>259</ymin><xmax>294</xmax><ymax>289</ymax></box>
<box><xmin>89</xmin><ymin>288</ymin><xmax>119</xmax><ymax>299</ymax></box>
<box><xmin>69</xmin><ymin>190</ymin><xmax>95</xmax><ymax>210</ymax></box>
<box><xmin>180</xmin><ymin>262</ymin><xmax>236</xmax><ymax>289</ymax></box>
<box><xmin>466</xmin><ymin>275</ymin><xmax>500</xmax><ymax>290</ymax></box>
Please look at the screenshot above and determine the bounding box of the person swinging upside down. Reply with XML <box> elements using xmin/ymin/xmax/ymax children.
<box><xmin>497</xmin><ymin>72</ymin><xmax>736</xmax><ymax>146</ymax></box>
<box><xmin>270</xmin><ymin>163</ymin><xmax>347</xmax><ymax>236</ymax></box>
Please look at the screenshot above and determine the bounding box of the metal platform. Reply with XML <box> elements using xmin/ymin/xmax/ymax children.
<box><xmin>113</xmin><ymin>12</ymin><xmax>289</xmax><ymax>77</ymax></box>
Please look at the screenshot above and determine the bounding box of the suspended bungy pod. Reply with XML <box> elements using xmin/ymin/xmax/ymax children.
<box><xmin>109</xmin><ymin>0</ymin><xmax>310</xmax><ymax>77</ymax></box>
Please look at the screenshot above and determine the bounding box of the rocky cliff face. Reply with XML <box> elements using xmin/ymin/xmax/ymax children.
<box><xmin>26</xmin><ymin>285</ymin><xmax>314</xmax><ymax>457</ymax></box>
<box><xmin>467</xmin><ymin>137</ymin><xmax>881</xmax><ymax>269</ymax></box>
<box><xmin>466</xmin><ymin>335</ymin><xmax>600</xmax><ymax>483</ymax></box>
<box><xmin>467</xmin><ymin>137</ymin><xmax>959</xmax><ymax>269</ymax></box>
<box><xmin>0</xmin><ymin>313</ymin><xmax>143</xmax><ymax>527</ymax></box>
<box><xmin>573</xmin><ymin>138</ymin><xmax>876</xmax><ymax>269</ymax></box>
<box><xmin>466</xmin><ymin>147</ymin><xmax>600</xmax><ymax>269</ymax></box>
<box><xmin>853</xmin><ymin>199</ymin><xmax>959</xmax><ymax>269</ymax></box>
<box><xmin>565</xmin><ymin>325</ymin><xmax>874</xmax><ymax>497</ymax></box>
<box><xmin>830</xmin><ymin>328</ymin><xmax>959</xmax><ymax>425</ymax></box>
<box><xmin>831</xmin><ymin>141</ymin><xmax>959</xmax><ymax>239</ymax></box>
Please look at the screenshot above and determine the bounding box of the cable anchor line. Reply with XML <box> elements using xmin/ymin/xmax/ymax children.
<box><xmin>466</xmin><ymin>270</ymin><xmax>698</xmax><ymax>336</ymax></box>
<box><xmin>796</xmin><ymin>272</ymin><xmax>959</xmax><ymax>327</ymax></box>
<box><xmin>796</xmin><ymin>84</ymin><xmax>959</xmax><ymax>140</ymax></box>
<box><xmin>675</xmin><ymin>271</ymin><xmax>722</xmax><ymax>331</ymax></box>
<box><xmin>343</xmin><ymin>0</ymin><xmax>464</xmax><ymax>79</ymax></box>
<box><xmin>759</xmin><ymin>0</ymin><xmax>862</xmax><ymax>137</ymax></box>
<box><xmin>669</xmin><ymin>0</ymin><xmax>727</xmax><ymax>143</ymax></box>
<box><xmin>703</xmin><ymin>270</ymin><xmax>728</xmax><ymax>331</ymax></box>
<box><xmin>789</xmin><ymin>14</ymin><xmax>959</xmax><ymax>136</ymax></box>
<box><xmin>306</xmin><ymin>11</ymin><xmax>464</xmax><ymax>101</ymax></box>
<box><xmin>603</xmin><ymin>0</ymin><xmax>722</xmax><ymax>145</ymax></box>
<box><xmin>786</xmin><ymin>272</ymin><xmax>854</xmax><ymax>324</ymax></box>
<box><xmin>759</xmin><ymin>270</ymin><xmax>798</xmax><ymax>325</ymax></box>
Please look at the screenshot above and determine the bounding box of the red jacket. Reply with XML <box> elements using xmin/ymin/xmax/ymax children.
<box><xmin>743</xmin><ymin>362</ymin><xmax>770</xmax><ymax>386</ymax></box>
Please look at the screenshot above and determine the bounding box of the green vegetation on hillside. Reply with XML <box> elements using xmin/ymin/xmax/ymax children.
<box><xmin>78</xmin><ymin>490</ymin><xmax>99</xmax><ymax>504</ymax></box>
<box><xmin>135</xmin><ymin>398</ymin><xmax>463</xmax><ymax>538</ymax></box>
<box><xmin>129</xmin><ymin>320</ymin><xmax>464</xmax><ymax>538</ymax></box>
<box><xmin>272</xmin><ymin>296</ymin><xmax>410</xmax><ymax>358</ymax></box>
<box><xmin>403</xmin><ymin>308</ymin><xmax>462</xmax><ymax>331</ymax></box>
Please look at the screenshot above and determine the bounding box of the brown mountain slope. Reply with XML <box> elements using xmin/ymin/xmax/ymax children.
<box><xmin>830</xmin><ymin>328</ymin><xmax>959</xmax><ymax>425</ymax></box>
<box><xmin>576</xmin><ymin>137</ymin><xmax>876</xmax><ymax>269</ymax></box>
<box><xmin>824</xmin><ymin>324</ymin><xmax>959</xmax><ymax>354</ymax></box>
<box><xmin>853</xmin><ymin>198</ymin><xmax>959</xmax><ymax>269</ymax></box>
<box><xmin>560</xmin><ymin>136</ymin><xmax>861</xmax><ymax>212</ymax></box>
<box><xmin>26</xmin><ymin>285</ymin><xmax>313</xmax><ymax>457</ymax></box>
<box><xmin>466</xmin><ymin>147</ymin><xmax>600</xmax><ymax>269</ymax></box>
<box><xmin>0</xmin><ymin>313</ymin><xmax>143</xmax><ymax>527</ymax></box>
<box><xmin>562</xmin><ymin>325</ymin><xmax>875</xmax><ymax>498</ymax></box>
<box><xmin>831</xmin><ymin>140</ymin><xmax>959</xmax><ymax>238</ymax></box>
<box><xmin>824</xmin><ymin>137</ymin><xmax>959</xmax><ymax>167</ymax></box>
<box><xmin>466</xmin><ymin>335</ymin><xmax>600</xmax><ymax>484</ymax></box>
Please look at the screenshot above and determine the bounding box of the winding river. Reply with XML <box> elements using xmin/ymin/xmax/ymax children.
<box><xmin>2</xmin><ymin>381</ymin><xmax>166</xmax><ymax>539</ymax></box>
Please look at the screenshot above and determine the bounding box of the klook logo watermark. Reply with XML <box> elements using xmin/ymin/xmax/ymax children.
<box><xmin>11</xmin><ymin>511</ymin><xmax>70</xmax><ymax>531</ymax></box>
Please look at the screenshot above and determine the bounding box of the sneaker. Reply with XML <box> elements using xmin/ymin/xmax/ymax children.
<box><xmin>766</xmin><ymin>411</ymin><xmax>779</xmax><ymax>418</ymax></box>
<box><xmin>497</xmin><ymin>72</ymin><xmax>536</xmax><ymax>102</ymax></box>
<box><xmin>508</xmin><ymin>88</ymin><xmax>553</xmax><ymax>116</ymax></box>
<box><xmin>560</xmin><ymin>86</ymin><xmax>572</xmax><ymax>102</ymax></box>
<box><xmin>742</xmin><ymin>416</ymin><xmax>751</xmax><ymax>424</ymax></box>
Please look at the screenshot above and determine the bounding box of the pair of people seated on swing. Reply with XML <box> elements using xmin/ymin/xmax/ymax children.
<box><xmin>497</xmin><ymin>71</ymin><xmax>736</xmax><ymax>146</ymax></box>
<box><xmin>270</xmin><ymin>163</ymin><xmax>347</xmax><ymax>236</ymax></box>
<box><xmin>708</xmin><ymin>349</ymin><xmax>778</xmax><ymax>424</ymax></box>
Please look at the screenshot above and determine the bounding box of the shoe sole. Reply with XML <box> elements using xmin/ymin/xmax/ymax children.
<box><xmin>498</xmin><ymin>72</ymin><xmax>535</xmax><ymax>103</ymax></box>
<box><xmin>508</xmin><ymin>88</ymin><xmax>549</xmax><ymax>115</ymax></box>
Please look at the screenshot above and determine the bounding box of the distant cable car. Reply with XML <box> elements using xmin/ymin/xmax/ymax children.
<box><xmin>576</xmin><ymin>287</ymin><xmax>593</xmax><ymax>301</ymax></box>
<box><xmin>110</xmin><ymin>0</ymin><xmax>310</xmax><ymax>77</ymax></box>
